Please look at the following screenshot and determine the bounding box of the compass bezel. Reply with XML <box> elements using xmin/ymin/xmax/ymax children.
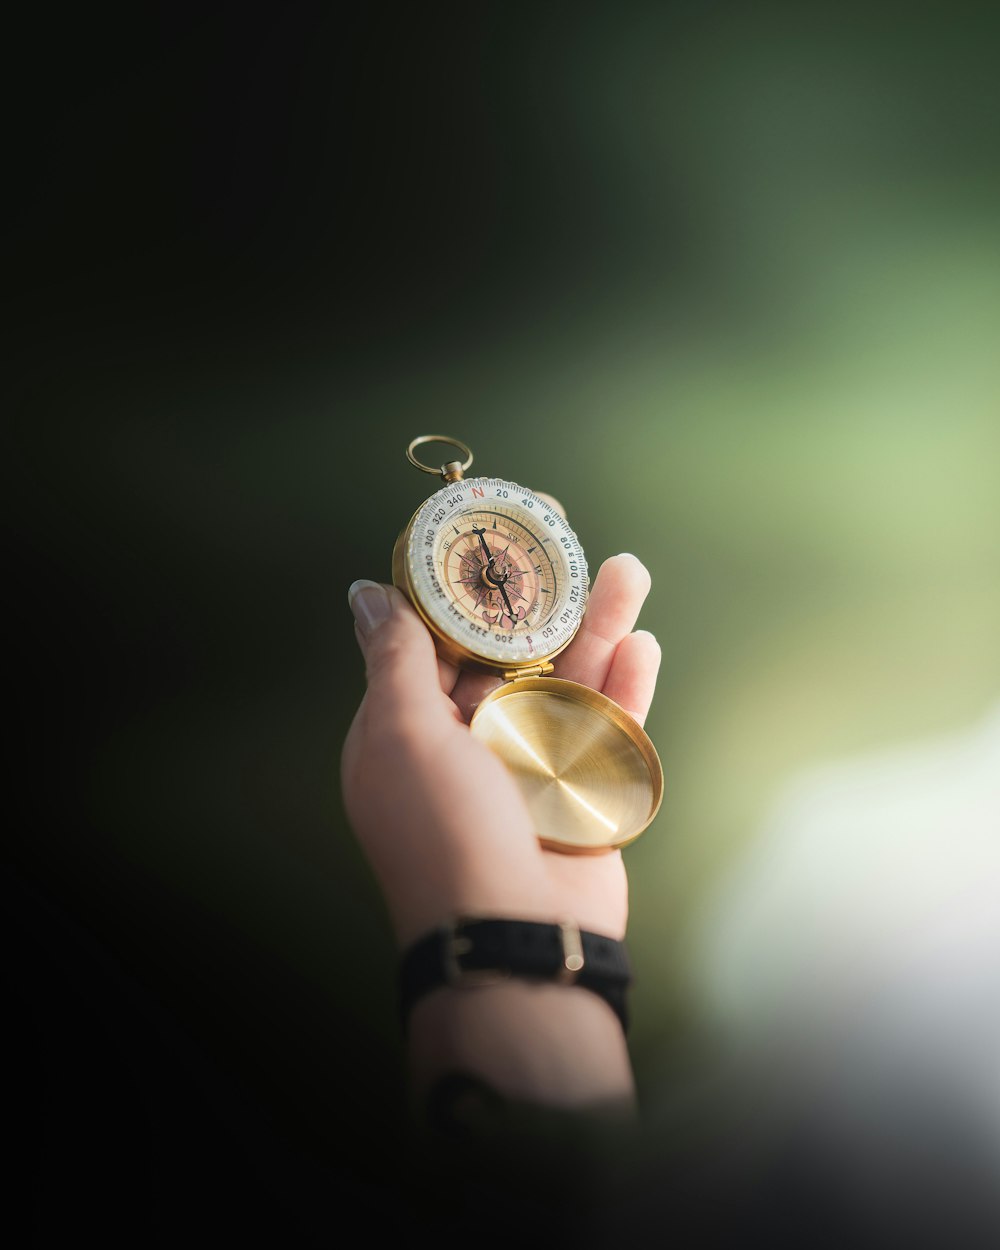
<box><xmin>392</xmin><ymin>476</ymin><xmax>589</xmax><ymax>674</ymax></box>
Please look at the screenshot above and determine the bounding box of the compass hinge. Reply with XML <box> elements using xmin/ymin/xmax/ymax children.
<box><xmin>503</xmin><ymin>662</ymin><xmax>555</xmax><ymax>681</ymax></box>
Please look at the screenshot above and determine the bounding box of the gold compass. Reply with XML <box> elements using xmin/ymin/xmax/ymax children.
<box><xmin>392</xmin><ymin>434</ymin><xmax>663</xmax><ymax>854</ymax></box>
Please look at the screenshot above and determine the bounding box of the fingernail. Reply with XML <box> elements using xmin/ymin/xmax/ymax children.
<box><xmin>348</xmin><ymin>580</ymin><xmax>392</xmax><ymax>637</ymax></box>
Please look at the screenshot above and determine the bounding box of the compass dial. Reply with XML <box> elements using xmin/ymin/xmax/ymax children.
<box><xmin>396</xmin><ymin>477</ymin><xmax>588</xmax><ymax>670</ymax></box>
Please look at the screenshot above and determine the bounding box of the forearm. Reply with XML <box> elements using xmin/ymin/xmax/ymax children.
<box><xmin>400</xmin><ymin>982</ymin><xmax>639</xmax><ymax>1236</ymax></box>
<box><xmin>406</xmin><ymin>980</ymin><xmax>637</xmax><ymax>1115</ymax></box>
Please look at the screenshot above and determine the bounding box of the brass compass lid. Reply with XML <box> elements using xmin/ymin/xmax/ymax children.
<box><xmin>470</xmin><ymin>676</ymin><xmax>663</xmax><ymax>853</ymax></box>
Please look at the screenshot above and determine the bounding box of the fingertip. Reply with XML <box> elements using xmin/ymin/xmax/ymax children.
<box><xmin>608</xmin><ymin>553</ymin><xmax>652</xmax><ymax>589</ymax></box>
<box><xmin>351</xmin><ymin>579</ymin><xmax>445</xmax><ymax>707</ymax></box>
<box><xmin>602</xmin><ymin>628</ymin><xmax>662</xmax><ymax>727</ymax></box>
<box><xmin>629</xmin><ymin>630</ymin><xmax>663</xmax><ymax>688</ymax></box>
<box><xmin>631</xmin><ymin>628</ymin><xmax>662</xmax><ymax>660</ymax></box>
<box><xmin>348</xmin><ymin>579</ymin><xmax>392</xmax><ymax>638</ymax></box>
<box><xmin>591</xmin><ymin>554</ymin><xmax>652</xmax><ymax>609</ymax></box>
<box><xmin>348</xmin><ymin>580</ymin><xmax>416</xmax><ymax>631</ymax></box>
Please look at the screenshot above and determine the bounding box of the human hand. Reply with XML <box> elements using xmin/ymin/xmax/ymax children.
<box><xmin>341</xmin><ymin>535</ymin><xmax>660</xmax><ymax>951</ymax></box>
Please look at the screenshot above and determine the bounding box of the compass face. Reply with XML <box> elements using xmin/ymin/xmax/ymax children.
<box><xmin>399</xmin><ymin>477</ymin><xmax>588</xmax><ymax>669</ymax></box>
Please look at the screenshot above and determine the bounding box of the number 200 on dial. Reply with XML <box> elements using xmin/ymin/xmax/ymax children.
<box><xmin>395</xmin><ymin>477</ymin><xmax>589</xmax><ymax>670</ymax></box>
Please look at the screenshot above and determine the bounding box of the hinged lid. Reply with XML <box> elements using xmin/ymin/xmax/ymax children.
<box><xmin>470</xmin><ymin>676</ymin><xmax>663</xmax><ymax>852</ymax></box>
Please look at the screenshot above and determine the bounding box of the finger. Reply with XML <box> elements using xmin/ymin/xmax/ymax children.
<box><xmin>553</xmin><ymin>554</ymin><xmax>651</xmax><ymax>691</ymax></box>
<box><xmin>348</xmin><ymin>581</ymin><xmax>453</xmax><ymax>726</ymax></box>
<box><xmin>436</xmin><ymin>653</ymin><xmax>461</xmax><ymax>696</ymax></box>
<box><xmin>600</xmin><ymin>630</ymin><xmax>661</xmax><ymax>726</ymax></box>
<box><xmin>449</xmin><ymin>668</ymin><xmax>506</xmax><ymax>725</ymax></box>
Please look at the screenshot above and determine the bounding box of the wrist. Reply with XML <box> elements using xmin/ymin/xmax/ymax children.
<box><xmin>398</xmin><ymin>915</ymin><xmax>634</xmax><ymax>1034</ymax></box>
<box><xmin>373</xmin><ymin>846</ymin><xmax>629</xmax><ymax>951</ymax></box>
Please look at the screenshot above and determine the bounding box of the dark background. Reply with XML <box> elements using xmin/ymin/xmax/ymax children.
<box><xmin>8</xmin><ymin>3</ymin><xmax>1000</xmax><ymax>1244</ymax></box>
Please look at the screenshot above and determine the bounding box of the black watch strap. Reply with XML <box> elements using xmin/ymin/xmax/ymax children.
<box><xmin>398</xmin><ymin>917</ymin><xmax>632</xmax><ymax>1033</ymax></box>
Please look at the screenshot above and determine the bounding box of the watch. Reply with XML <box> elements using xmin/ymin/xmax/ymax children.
<box><xmin>398</xmin><ymin>916</ymin><xmax>633</xmax><ymax>1033</ymax></box>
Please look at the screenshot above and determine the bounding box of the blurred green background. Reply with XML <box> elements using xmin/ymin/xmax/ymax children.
<box><xmin>10</xmin><ymin>1</ymin><xmax>1000</xmax><ymax>1239</ymax></box>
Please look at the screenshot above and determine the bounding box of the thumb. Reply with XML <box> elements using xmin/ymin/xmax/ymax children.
<box><xmin>347</xmin><ymin>580</ymin><xmax>445</xmax><ymax>718</ymax></box>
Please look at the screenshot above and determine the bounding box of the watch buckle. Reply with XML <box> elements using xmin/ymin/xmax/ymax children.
<box><xmin>444</xmin><ymin>918</ymin><xmax>511</xmax><ymax>987</ymax></box>
<box><xmin>557</xmin><ymin>919</ymin><xmax>585</xmax><ymax>983</ymax></box>
<box><xmin>442</xmin><ymin>916</ymin><xmax>586</xmax><ymax>987</ymax></box>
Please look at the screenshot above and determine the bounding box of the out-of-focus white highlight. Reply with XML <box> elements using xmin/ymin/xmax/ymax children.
<box><xmin>699</xmin><ymin>700</ymin><xmax>1000</xmax><ymax>1022</ymax></box>
<box><xmin>692</xmin><ymin>698</ymin><xmax>1000</xmax><ymax>1180</ymax></box>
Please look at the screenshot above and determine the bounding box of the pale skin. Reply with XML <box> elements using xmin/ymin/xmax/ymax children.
<box><xmin>341</xmin><ymin>496</ymin><xmax>660</xmax><ymax>1118</ymax></box>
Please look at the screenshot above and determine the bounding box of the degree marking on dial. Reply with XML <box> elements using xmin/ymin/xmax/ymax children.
<box><xmin>414</xmin><ymin>486</ymin><xmax>582</xmax><ymax>661</ymax></box>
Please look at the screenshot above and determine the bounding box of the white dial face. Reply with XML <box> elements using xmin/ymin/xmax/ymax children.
<box><xmin>404</xmin><ymin>477</ymin><xmax>588</xmax><ymax>667</ymax></box>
